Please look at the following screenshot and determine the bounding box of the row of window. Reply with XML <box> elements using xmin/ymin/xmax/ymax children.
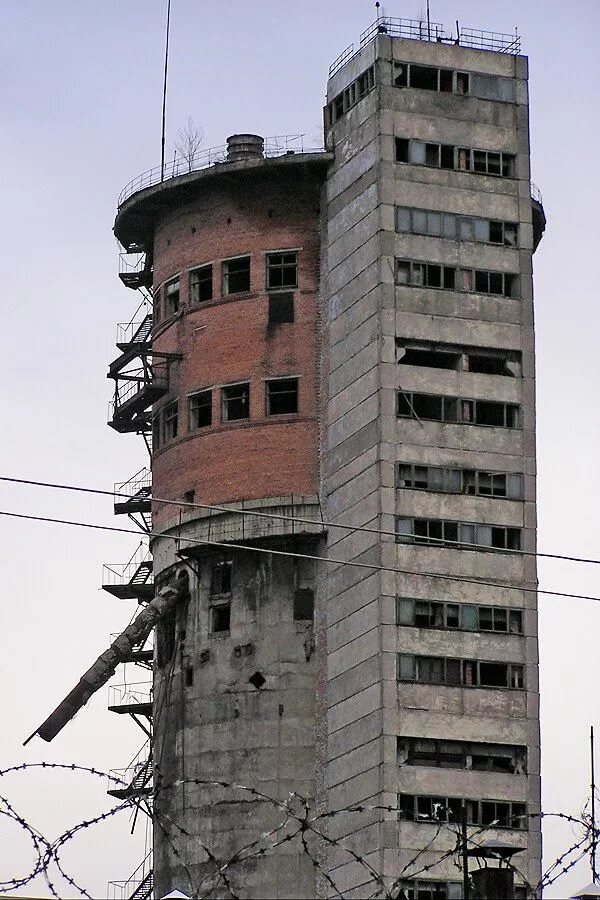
<box><xmin>398</xmin><ymin>879</ymin><xmax>528</xmax><ymax>900</ymax></box>
<box><xmin>398</xmin><ymin>737</ymin><xmax>527</xmax><ymax>774</ymax></box>
<box><xmin>396</xmin><ymin>517</ymin><xmax>521</xmax><ymax>551</ymax></box>
<box><xmin>398</xmin><ymin>654</ymin><xmax>524</xmax><ymax>689</ymax></box>
<box><xmin>397</xmin><ymin>340</ymin><xmax>520</xmax><ymax>377</ymax></box>
<box><xmin>395</xmin><ymin>137</ymin><xmax>516</xmax><ymax>178</ymax></box>
<box><xmin>396</xmin><ymin>258</ymin><xmax>519</xmax><ymax>297</ymax></box>
<box><xmin>396</xmin><ymin>598</ymin><xmax>524</xmax><ymax>635</ymax></box>
<box><xmin>399</xmin><ymin>794</ymin><xmax>527</xmax><ymax>830</ymax></box>
<box><xmin>393</xmin><ymin>62</ymin><xmax>515</xmax><ymax>102</ymax></box>
<box><xmin>396</xmin><ymin>464</ymin><xmax>523</xmax><ymax>499</ymax></box>
<box><xmin>153</xmin><ymin>378</ymin><xmax>300</xmax><ymax>448</ymax></box>
<box><xmin>396</xmin><ymin>207</ymin><xmax>518</xmax><ymax>247</ymax></box>
<box><xmin>155</xmin><ymin>252</ymin><xmax>298</xmax><ymax>323</ymax></box>
<box><xmin>327</xmin><ymin>65</ymin><xmax>376</xmax><ymax>124</ymax></box>
<box><xmin>397</xmin><ymin>392</ymin><xmax>521</xmax><ymax>429</ymax></box>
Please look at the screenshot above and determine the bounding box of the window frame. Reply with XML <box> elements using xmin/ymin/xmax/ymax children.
<box><xmin>221</xmin><ymin>382</ymin><xmax>250</xmax><ymax>423</ymax></box>
<box><xmin>395</xmin><ymin>516</ymin><xmax>522</xmax><ymax>552</ymax></box>
<box><xmin>189</xmin><ymin>264</ymin><xmax>213</xmax><ymax>305</ymax></box>
<box><xmin>222</xmin><ymin>255</ymin><xmax>251</xmax><ymax>296</ymax></box>
<box><xmin>266</xmin><ymin>377</ymin><xmax>299</xmax><ymax>416</ymax></box>
<box><xmin>397</xmin><ymin>392</ymin><xmax>521</xmax><ymax>429</ymax></box>
<box><xmin>398</xmin><ymin>654</ymin><xmax>525</xmax><ymax>690</ymax></box>
<box><xmin>396</xmin><ymin>462</ymin><xmax>523</xmax><ymax>499</ymax></box>
<box><xmin>395</xmin><ymin>206</ymin><xmax>519</xmax><ymax>247</ymax></box>
<box><xmin>161</xmin><ymin>399</ymin><xmax>179</xmax><ymax>444</ymax></box>
<box><xmin>396</xmin><ymin>597</ymin><xmax>524</xmax><ymax>636</ymax></box>
<box><xmin>164</xmin><ymin>277</ymin><xmax>180</xmax><ymax>317</ymax></box>
<box><xmin>395</xmin><ymin>137</ymin><xmax>516</xmax><ymax>179</ymax></box>
<box><xmin>188</xmin><ymin>389</ymin><xmax>213</xmax><ymax>431</ymax></box>
<box><xmin>266</xmin><ymin>251</ymin><xmax>298</xmax><ymax>291</ymax></box>
<box><xmin>395</xmin><ymin>258</ymin><xmax>520</xmax><ymax>298</ymax></box>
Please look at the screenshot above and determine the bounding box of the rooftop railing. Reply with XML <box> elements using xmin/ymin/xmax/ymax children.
<box><xmin>329</xmin><ymin>17</ymin><xmax>522</xmax><ymax>78</ymax></box>
<box><xmin>108</xmin><ymin>682</ymin><xmax>152</xmax><ymax>709</ymax></box>
<box><xmin>118</xmin><ymin>134</ymin><xmax>326</xmax><ymax>208</ymax></box>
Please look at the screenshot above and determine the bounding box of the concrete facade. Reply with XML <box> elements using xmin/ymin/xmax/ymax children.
<box><xmin>111</xmin><ymin>28</ymin><xmax>543</xmax><ymax>900</ymax></box>
<box><xmin>322</xmin><ymin>35</ymin><xmax>541</xmax><ymax>897</ymax></box>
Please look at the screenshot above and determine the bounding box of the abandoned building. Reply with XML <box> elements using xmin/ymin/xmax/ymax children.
<box><xmin>29</xmin><ymin>16</ymin><xmax>546</xmax><ymax>900</ymax></box>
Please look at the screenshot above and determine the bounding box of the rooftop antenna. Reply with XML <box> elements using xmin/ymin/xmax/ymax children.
<box><xmin>426</xmin><ymin>0</ymin><xmax>431</xmax><ymax>41</ymax></box>
<box><xmin>375</xmin><ymin>1</ymin><xmax>380</xmax><ymax>20</ymax></box>
<box><xmin>160</xmin><ymin>0</ymin><xmax>172</xmax><ymax>182</ymax></box>
<box><xmin>592</xmin><ymin>726</ymin><xmax>598</xmax><ymax>882</ymax></box>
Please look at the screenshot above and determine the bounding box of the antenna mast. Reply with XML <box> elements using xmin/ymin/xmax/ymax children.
<box><xmin>426</xmin><ymin>0</ymin><xmax>431</xmax><ymax>41</ymax></box>
<box><xmin>160</xmin><ymin>0</ymin><xmax>172</xmax><ymax>182</ymax></box>
<box><xmin>593</xmin><ymin>725</ymin><xmax>598</xmax><ymax>882</ymax></box>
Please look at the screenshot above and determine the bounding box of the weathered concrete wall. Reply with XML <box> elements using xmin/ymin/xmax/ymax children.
<box><xmin>322</xmin><ymin>34</ymin><xmax>540</xmax><ymax>895</ymax></box>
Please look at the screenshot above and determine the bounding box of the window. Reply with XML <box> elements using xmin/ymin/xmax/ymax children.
<box><xmin>396</xmin><ymin>517</ymin><xmax>522</xmax><ymax>552</ymax></box>
<box><xmin>393</xmin><ymin>64</ymin><xmax>513</xmax><ymax>102</ymax></box>
<box><xmin>165</xmin><ymin>278</ymin><xmax>180</xmax><ymax>316</ymax></box>
<box><xmin>223</xmin><ymin>256</ymin><xmax>250</xmax><ymax>295</ymax></box>
<box><xmin>398</xmin><ymin>655</ymin><xmax>525</xmax><ymax>690</ymax></box>
<box><xmin>267</xmin><ymin>252</ymin><xmax>297</xmax><ymax>289</ymax></box>
<box><xmin>397</xmin><ymin>392</ymin><xmax>521</xmax><ymax>429</ymax></box>
<box><xmin>396</xmin><ymin>598</ymin><xmax>524</xmax><ymax>635</ymax></box>
<box><xmin>328</xmin><ymin>65</ymin><xmax>375</xmax><ymax>124</ymax></box>
<box><xmin>398</xmin><ymin>340</ymin><xmax>520</xmax><ymax>375</ymax></box>
<box><xmin>268</xmin><ymin>292</ymin><xmax>294</xmax><ymax>325</ymax></box>
<box><xmin>211</xmin><ymin>559</ymin><xmax>232</xmax><ymax>597</ymax></box>
<box><xmin>397</xmin><ymin>463</ymin><xmax>523</xmax><ymax>499</ymax></box>
<box><xmin>189</xmin><ymin>265</ymin><xmax>213</xmax><ymax>304</ymax></box>
<box><xmin>222</xmin><ymin>383</ymin><xmax>250</xmax><ymax>422</ymax></box>
<box><xmin>395</xmin><ymin>259</ymin><xmax>519</xmax><ymax>298</ymax></box>
<box><xmin>266</xmin><ymin>378</ymin><xmax>298</xmax><ymax>415</ymax></box>
<box><xmin>211</xmin><ymin>604</ymin><xmax>231</xmax><ymax>633</ymax></box>
<box><xmin>294</xmin><ymin>589</ymin><xmax>314</xmax><ymax>621</ymax></box>
<box><xmin>162</xmin><ymin>400</ymin><xmax>178</xmax><ymax>443</ymax></box>
<box><xmin>395</xmin><ymin>207</ymin><xmax>519</xmax><ymax>247</ymax></box>
<box><xmin>398</xmin><ymin>738</ymin><xmax>527</xmax><ymax>775</ymax></box>
<box><xmin>397</xmin><ymin>881</ymin><xmax>464</xmax><ymax>900</ymax></box>
<box><xmin>189</xmin><ymin>390</ymin><xmax>212</xmax><ymax>430</ymax></box>
<box><xmin>399</xmin><ymin>795</ymin><xmax>528</xmax><ymax>830</ymax></box>
<box><xmin>395</xmin><ymin>138</ymin><xmax>515</xmax><ymax>179</ymax></box>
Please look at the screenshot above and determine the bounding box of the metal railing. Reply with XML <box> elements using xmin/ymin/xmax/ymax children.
<box><xmin>108</xmin><ymin>852</ymin><xmax>152</xmax><ymax>900</ymax></box>
<box><xmin>114</xmin><ymin>468</ymin><xmax>151</xmax><ymax>502</ymax></box>
<box><xmin>118</xmin><ymin>134</ymin><xmax>326</xmax><ymax>208</ymax></box>
<box><xmin>329</xmin><ymin>17</ymin><xmax>522</xmax><ymax>78</ymax></box>
<box><xmin>108</xmin><ymin>681</ymin><xmax>152</xmax><ymax>709</ymax></box>
<box><xmin>102</xmin><ymin>545</ymin><xmax>152</xmax><ymax>589</ymax></box>
<box><xmin>108</xmin><ymin>741</ymin><xmax>152</xmax><ymax>794</ymax></box>
<box><xmin>116</xmin><ymin>316</ymin><xmax>153</xmax><ymax>347</ymax></box>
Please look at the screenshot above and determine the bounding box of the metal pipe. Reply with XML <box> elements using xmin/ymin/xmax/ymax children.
<box><xmin>592</xmin><ymin>725</ymin><xmax>597</xmax><ymax>881</ymax></box>
<box><xmin>160</xmin><ymin>0</ymin><xmax>172</xmax><ymax>182</ymax></box>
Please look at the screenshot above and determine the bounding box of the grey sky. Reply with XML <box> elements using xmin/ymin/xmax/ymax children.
<box><xmin>1</xmin><ymin>0</ymin><xmax>599</xmax><ymax>896</ymax></box>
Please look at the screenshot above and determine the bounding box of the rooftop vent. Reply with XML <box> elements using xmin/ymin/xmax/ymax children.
<box><xmin>226</xmin><ymin>134</ymin><xmax>264</xmax><ymax>162</ymax></box>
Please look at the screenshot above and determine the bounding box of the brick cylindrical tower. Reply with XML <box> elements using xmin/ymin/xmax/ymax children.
<box><xmin>114</xmin><ymin>138</ymin><xmax>331</xmax><ymax>897</ymax></box>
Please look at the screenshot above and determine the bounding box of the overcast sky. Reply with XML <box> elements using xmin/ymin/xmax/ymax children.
<box><xmin>1</xmin><ymin>0</ymin><xmax>599</xmax><ymax>896</ymax></box>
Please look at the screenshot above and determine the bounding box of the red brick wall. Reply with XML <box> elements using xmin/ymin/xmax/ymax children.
<box><xmin>150</xmin><ymin>167</ymin><xmax>323</xmax><ymax>530</ymax></box>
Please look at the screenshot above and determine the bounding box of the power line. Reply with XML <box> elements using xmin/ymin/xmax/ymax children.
<box><xmin>1</xmin><ymin>474</ymin><xmax>600</xmax><ymax>569</ymax></box>
<box><xmin>1</xmin><ymin>507</ymin><xmax>600</xmax><ymax>604</ymax></box>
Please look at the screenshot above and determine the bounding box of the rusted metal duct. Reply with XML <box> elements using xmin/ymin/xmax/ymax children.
<box><xmin>24</xmin><ymin>570</ymin><xmax>189</xmax><ymax>745</ymax></box>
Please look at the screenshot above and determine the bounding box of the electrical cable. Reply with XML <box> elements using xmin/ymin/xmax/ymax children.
<box><xmin>1</xmin><ymin>507</ymin><xmax>600</xmax><ymax>604</ymax></box>
<box><xmin>1</xmin><ymin>473</ymin><xmax>600</xmax><ymax>569</ymax></box>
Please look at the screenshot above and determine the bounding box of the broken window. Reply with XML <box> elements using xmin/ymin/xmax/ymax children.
<box><xmin>400</xmin><ymin>794</ymin><xmax>528</xmax><ymax>831</ymax></box>
<box><xmin>395</xmin><ymin>136</ymin><xmax>515</xmax><ymax>180</ymax></box>
<box><xmin>410</xmin><ymin>65</ymin><xmax>439</xmax><ymax>91</ymax></box>
<box><xmin>267</xmin><ymin>252</ymin><xmax>297</xmax><ymax>290</ymax></box>
<box><xmin>268</xmin><ymin>292</ymin><xmax>294</xmax><ymax>325</ymax></box>
<box><xmin>456</xmin><ymin>71</ymin><xmax>470</xmax><ymax>94</ymax></box>
<box><xmin>395</xmin><ymin>258</ymin><xmax>518</xmax><ymax>296</ymax></box>
<box><xmin>400</xmin><ymin>654</ymin><xmax>525</xmax><ymax>690</ymax></box>
<box><xmin>189</xmin><ymin>390</ymin><xmax>212</xmax><ymax>430</ymax></box>
<box><xmin>393</xmin><ymin>62</ymin><xmax>408</xmax><ymax>87</ymax></box>
<box><xmin>211</xmin><ymin>559</ymin><xmax>232</xmax><ymax>597</ymax></box>
<box><xmin>165</xmin><ymin>278</ymin><xmax>180</xmax><ymax>316</ymax></box>
<box><xmin>223</xmin><ymin>256</ymin><xmax>250</xmax><ymax>295</ymax></box>
<box><xmin>400</xmin><ymin>738</ymin><xmax>527</xmax><ymax>775</ymax></box>
<box><xmin>266</xmin><ymin>378</ymin><xmax>298</xmax><ymax>415</ymax></box>
<box><xmin>397</xmin><ymin>880</ymin><xmax>463</xmax><ymax>900</ymax></box>
<box><xmin>211</xmin><ymin>604</ymin><xmax>231</xmax><ymax>633</ymax></box>
<box><xmin>328</xmin><ymin>66</ymin><xmax>375</xmax><ymax>125</ymax></box>
<box><xmin>395</xmin><ymin>137</ymin><xmax>409</xmax><ymax>163</ymax></box>
<box><xmin>396</xmin><ymin>392</ymin><xmax>521</xmax><ymax>429</ymax></box>
<box><xmin>162</xmin><ymin>400</ymin><xmax>178</xmax><ymax>443</ymax></box>
<box><xmin>221</xmin><ymin>382</ymin><xmax>250</xmax><ymax>422</ymax></box>
<box><xmin>189</xmin><ymin>264</ymin><xmax>213</xmax><ymax>304</ymax></box>
<box><xmin>400</xmin><ymin>347</ymin><xmax>460</xmax><ymax>370</ymax></box>
<box><xmin>396</xmin><ymin>517</ymin><xmax>522</xmax><ymax>552</ymax></box>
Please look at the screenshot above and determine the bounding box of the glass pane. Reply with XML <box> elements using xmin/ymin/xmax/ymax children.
<box><xmin>462</xmin><ymin>605</ymin><xmax>478</xmax><ymax>630</ymax></box>
<box><xmin>409</xmin><ymin>140</ymin><xmax>426</xmax><ymax>164</ymax></box>
<box><xmin>396</xmin><ymin>518</ymin><xmax>414</xmax><ymax>542</ymax></box>
<box><xmin>506</xmin><ymin>473</ymin><xmax>523</xmax><ymax>498</ymax></box>
<box><xmin>509</xmin><ymin>610</ymin><xmax>523</xmax><ymax>634</ymax></box>
<box><xmin>398</xmin><ymin>654</ymin><xmax>415</xmax><ymax>680</ymax></box>
<box><xmin>445</xmin><ymin>659</ymin><xmax>461</xmax><ymax>685</ymax></box>
<box><xmin>397</xmin><ymin>598</ymin><xmax>413</xmax><ymax>625</ymax></box>
<box><xmin>459</xmin><ymin>218</ymin><xmax>473</xmax><ymax>240</ymax></box>
<box><xmin>427</xmin><ymin>212</ymin><xmax>441</xmax><ymax>236</ymax></box>
<box><xmin>428</xmin><ymin>467</ymin><xmax>443</xmax><ymax>490</ymax></box>
<box><xmin>396</xmin><ymin>261</ymin><xmax>411</xmax><ymax>284</ymax></box>
<box><xmin>474</xmin><ymin>219</ymin><xmax>489</xmax><ymax>242</ymax></box>
<box><xmin>397</xmin><ymin>207</ymin><xmax>411</xmax><ymax>232</ymax></box>
<box><xmin>442</xmin><ymin>213</ymin><xmax>456</xmax><ymax>237</ymax></box>
<box><xmin>413</xmin><ymin>210</ymin><xmax>427</xmax><ymax>234</ymax></box>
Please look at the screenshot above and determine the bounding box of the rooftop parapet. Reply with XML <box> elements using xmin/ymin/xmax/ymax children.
<box><xmin>330</xmin><ymin>17</ymin><xmax>522</xmax><ymax>78</ymax></box>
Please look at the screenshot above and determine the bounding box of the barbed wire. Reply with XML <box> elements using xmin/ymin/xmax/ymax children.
<box><xmin>0</xmin><ymin>762</ymin><xmax>597</xmax><ymax>898</ymax></box>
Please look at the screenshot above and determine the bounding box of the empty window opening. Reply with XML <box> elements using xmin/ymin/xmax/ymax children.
<box><xmin>267</xmin><ymin>252</ymin><xmax>298</xmax><ymax>290</ymax></box>
<box><xmin>396</xmin><ymin>391</ymin><xmax>521</xmax><ymax>429</ymax></box>
<box><xmin>222</xmin><ymin>383</ymin><xmax>250</xmax><ymax>422</ymax></box>
<box><xmin>185</xmin><ymin>666</ymin><xmax>194</xmax><ymax>687</ymax></box>
<box><xmin>410</xmin><ymin>65</ymin><xmax>439</xmax><ymax>91</ymax></box>
<box><xmin>157</xmin><ymin>605</ymin><xmax>177</xmax><ymax>669</ymax></box>
<box><xmin>268</xmin><ymin>292</ymin><xmax>294</xmax><ymax>325</ymax></box>
<box><xmin>400</xmin><ymin>794</ymin><xmax>527</xmax><ymax>830</ymax></box>
<box><xmin>223</xmin><ymin>256</ymin><xmax>250</xmax><ymax>295</ymax></box>
<box><xmin>165</xmin><ymin>278</ymin><xmax>180</xmax><ymax>316</ymax></box>
<box><xmin>328</xmin><ymin>66</ymin><xmax>375</xmax><ymax>125</ymax></box>
<box><xmin>395</xmin><ymin>136</ymin><xmax>515</xmax><ymax>179</ymax></box>
<box><xmin>393</xmin><ymin>62</ymin><xmax>408</xmax><ymax>87</ymax></box>
<box><xmin>440</xmin><ymin>144</ymin><xmax>454</xmax><ymax>168</ymax></box>
<box><xmin>396</xmin><ymin>517</ymin><xmax>522</xmax><ymax>551</ymax></box>
<box><xmin>211</xmin><ymin>559</ymin><xmax>232</xmax><ymax>597</ymax></box>
<box><xmin>456</xmin><ymin>72</ymin><xmax>470</xmax><ymax>94</ymax></box>
<box><xmin>189</xmin><ymin>265</ymin><xmax>213</xmax><ymax>304</ymax></box>
<box><xmin>399</xmin><ymin>347</ymin><xmax>461</xmax><ymax>370</ymax></box>
<box><xmin>211</xmin><ymin>604</ymin><xmax>231</xmax><ymax>633</ymax></box>
<box><xmin>267</xmin><ymin>378</ymin><xmax>298</xmax><ymax>415</ymax></box>
<box><xmin>425</xmin><ymin>143</ymin><xmax>439</xmax><ymax>166</ymax></box>
<box><xmin>189</xmin><ymin>390</ymin><xmax>212</xmax><ymax>430</ymax></box>
<box><xmin>294</xmin><ymin>588</ymin><xmax>314</xmax><ymax>621</ymax></box>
